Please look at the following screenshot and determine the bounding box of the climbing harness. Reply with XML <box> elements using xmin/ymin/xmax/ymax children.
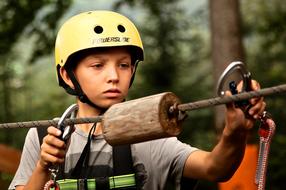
<box><xmin>44</xmin><ymin>104</ymin><xmax>78</xmax><ymax>190</ymax></box>
<box><xmin>41</xmin><ymin>103</ymin><xmax>139</xmax><ymax>190</ymax></box>
<box><xmin>216</xmin><ymin>61</ymin><xmax>276</xmax><ymax>190</ymax></box>
<box><xmin>55</xmin><ymin>174</ymin><xmax>136</xmax><ymax>190</ymax></box>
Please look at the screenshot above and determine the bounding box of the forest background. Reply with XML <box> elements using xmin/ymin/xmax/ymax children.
<box><xmin>0</xmin><ymin>0</ymin><xmax>285</xmax><ymax>189</ymax></box>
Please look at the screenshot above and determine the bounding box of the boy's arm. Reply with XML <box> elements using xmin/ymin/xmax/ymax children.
<box><xmin>15</xmin><ymin>162</ymin><xmax>50</xmax><ymax>190</ymax></box>
<box><xmin>183</xmin><ymin>80</ymin><xmax>265</xmax><ymax>181</ymax></box>
<box><xmin>16</xmin><ymin>127</ymin><xmax>66</xmax><ymax>190</ymax></box>
<box><xmin>183</xmin><ymin>125</ymin><xmax>248</xmax><ymax>181</ymax></box>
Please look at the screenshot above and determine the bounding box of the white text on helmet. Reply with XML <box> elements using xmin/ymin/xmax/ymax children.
<box><xmin>92</xmin><ymin>37</ymin><xmax>130</xmax><ymax>44</ymax></box>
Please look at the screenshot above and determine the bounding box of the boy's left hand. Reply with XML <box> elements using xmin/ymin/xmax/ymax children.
<box><xmin>224</xmin><ymin>80</ymin><xmax>266</xmax><ymax>134</ymax></box>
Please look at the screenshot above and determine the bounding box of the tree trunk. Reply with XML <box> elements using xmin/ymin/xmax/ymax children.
<box><xmin>209</xmin><ymin>0</ymin><xmax>245</xmax><ymax>134</ymax></box>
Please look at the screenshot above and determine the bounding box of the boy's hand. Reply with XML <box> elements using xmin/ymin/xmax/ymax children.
<box><xmin>38</xmin><ymin>126</ymin><xmax>67</xmax><ymax>170</ymax></box>
<box><xmin>224</xmin><ymin>80</ymin><xmax>266</xmax><ymax>135</ymax></box>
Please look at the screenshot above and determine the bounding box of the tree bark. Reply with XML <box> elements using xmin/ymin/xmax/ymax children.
<box><xmin>209</xmin><ymin>0</ymin><xmax>245</xmax><ymax>134</ymax></box>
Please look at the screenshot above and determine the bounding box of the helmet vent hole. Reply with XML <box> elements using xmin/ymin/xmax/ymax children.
<box><xmin>117</xmin><ymin>25</ymin><xmax>125</xmax><ymax>33</ymax></box>
<box><xmin>94</xmin><ymin>26</ymin><xmax>103</xmax><ymax>34</ymax></box>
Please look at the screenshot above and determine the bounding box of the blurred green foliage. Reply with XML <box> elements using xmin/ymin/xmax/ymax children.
<box><xmin>0</xmin><ymin>0</ymin><xmax>72</xmax><ymax>148</ymax></box>
<box><xmin>0</xmin><ymin>0</ymin><xmax>285</xmax><ymax>189</ymax></box>
<box><xmin>241</xmin><ymin>1</ymin><xmax>286</xmax><ymax>189</ymax></box>
<box><xmin>0</xmin><ymin>0</ymin><xmax>72</xmax><ymax>188</ymax></box>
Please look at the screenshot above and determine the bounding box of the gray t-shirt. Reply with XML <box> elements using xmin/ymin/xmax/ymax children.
<box><xmin>9</xmin><ymin>127</ymin><xmax>197</xmax><ymax>190</ymax></box>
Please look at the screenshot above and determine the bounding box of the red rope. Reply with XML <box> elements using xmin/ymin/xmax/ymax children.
<box><xmin>255</xmin><ymin>116</ymin><xmax>276</xmax><ymax>190</ymax></box>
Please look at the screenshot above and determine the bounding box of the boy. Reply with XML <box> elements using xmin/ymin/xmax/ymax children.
<box><xmin>9</xmin><ymin>11</ymin><xmax>265</xmax><ymax>190</ymax></box>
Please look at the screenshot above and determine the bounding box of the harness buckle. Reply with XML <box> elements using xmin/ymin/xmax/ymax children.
<box><xmin>77</xmin><ymin>178</ymin><xmax>88</xmax><ymax>190</ymax></box>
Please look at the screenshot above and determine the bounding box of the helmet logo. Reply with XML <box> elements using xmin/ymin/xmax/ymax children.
<box><xmin>92</xmin><ymin>37</ymin><xmax>130</xmax><ymax>44</ymax></box>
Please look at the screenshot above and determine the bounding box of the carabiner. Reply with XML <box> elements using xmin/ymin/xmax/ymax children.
<box><xmin>217</xmin><ymin>61</ymin><xmax>252</xmax><ymax>96</ymax></box>
<box><xmin>57</xmin><ymin>104</ymin><xmax>78</xmax><ymax>142</ymax></box>
<box><xmin>216</xmin><ymin>61</ymin><xmax>252</xmax><ymax>111</ymax></box>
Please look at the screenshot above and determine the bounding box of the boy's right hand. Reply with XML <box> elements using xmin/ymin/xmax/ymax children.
<box><xmin>38</xmin><ymin>126</ymin><xmax>67</xmax><ymax>170</ymax></box>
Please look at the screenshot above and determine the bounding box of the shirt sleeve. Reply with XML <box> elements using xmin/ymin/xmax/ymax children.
<box><xmin>8</xmin><ymin>128</ymin><xmax>41</xmax><ymax>190</ymax></box>
<box><xmin>149</xmin><ymin>137</ymin><xmax>198</xmax><ymax>189</ymax></box>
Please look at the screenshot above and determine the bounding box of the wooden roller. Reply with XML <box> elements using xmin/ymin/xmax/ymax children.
<box><xmin>102</xmin><ymin>92</ymin><xmax>183</xmax><ymax>145</ymax></box>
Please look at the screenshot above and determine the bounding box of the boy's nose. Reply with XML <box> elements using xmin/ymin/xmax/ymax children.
<box><xmin>107</xmin><ymin>66</ymin><xmax>119</xmax><ymax>83</ymax></box>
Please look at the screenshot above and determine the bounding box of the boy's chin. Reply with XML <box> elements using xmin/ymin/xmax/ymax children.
<box><xmin>99</xmin><ymin>99</ymin><xmax>124</xmax><ymax>108</ymax></box>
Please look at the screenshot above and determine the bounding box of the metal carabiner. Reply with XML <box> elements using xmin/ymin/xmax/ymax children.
<box><xmin>217</xmin><ymin>61</ymin><xmax>252</xmax><ymax>96</ymax></box>
<box><xmin>44</xmin><ymin>104</ymin><xmax>78</xmax><ymax>190</ymax></box>
<box><xmin>216</xmin><ymin>61</ymin><xmax>252</xmax><ymax>110</ymax></box>
<box><xmin>57</xmin><ymin>104</ymin><xmax>78</xmax><ymax>142</ymax></box>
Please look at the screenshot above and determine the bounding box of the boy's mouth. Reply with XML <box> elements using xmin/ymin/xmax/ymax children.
<box><xmin>103</xmin><ymin>88</ymin><xmax>121</xmax><ymax>97</ymax></box>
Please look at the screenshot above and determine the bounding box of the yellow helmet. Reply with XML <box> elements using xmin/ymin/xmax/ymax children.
<box><xmin>55</xmin><ymin>10</ymin><xmax>144</xmax><ymax>87</ymax></box>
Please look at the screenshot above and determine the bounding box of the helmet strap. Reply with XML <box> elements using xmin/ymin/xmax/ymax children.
<box><xmin>129</xmin><ymin>61</ymin><xmax>139</xmax><ymax>87</ymax></box>
<box><xmin>66</xmin><ymin>68</ymin><xmax>107</xmax><ymax>112</ymax></box>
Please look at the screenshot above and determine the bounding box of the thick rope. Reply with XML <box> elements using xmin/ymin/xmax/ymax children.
<box><xmin>0</xmin><ymin>116</ymin><xmax>103</xmax><ymax>129</ymax></box>
<box><xmin>176</xmin><ymin>83</ymin><xmax>286</xmax><ymax>112</ymax></box>
<box><xmin>0</xmin><ymin>84</ymin><xmax>285</xmax><ymax>129</ymax></box>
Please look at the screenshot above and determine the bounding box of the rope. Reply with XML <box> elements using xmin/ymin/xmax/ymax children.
<box><xmin>175</xmin><ymin>83</ymin><xmax>286</xmax><ymax>112</ymax></box>
<box><xmin>0</xmin><ymin>116</ymin><xmax>103</xmax><ymax>129</ymax></box>
<box><xmin>255</xmin><ymin>116</ymin><xmax>276</xmax><ymax>190</ymax></box>
<box><xmin>0</xmin><ymin>84</ymin><xmax>285</xmax><ymax>129</ymax></box>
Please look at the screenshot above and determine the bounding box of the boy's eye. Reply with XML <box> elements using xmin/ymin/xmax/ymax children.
<box><xmin>91</xmin><ymin>62</ymin><xmax>103</xmax><ymax>68</ymax></box>
<box><xmin>119</xmin><ymin>62</ymin><xmax>130</xmax><ymax>68</ymax></box>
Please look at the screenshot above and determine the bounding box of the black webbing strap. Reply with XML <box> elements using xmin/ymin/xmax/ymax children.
<box><xmin>71</xmin><ymin>124</ymin><xmax>96</xmax><ymax>178</ymax></box>
<box><xmin>66</xmin><ymin>69</ymin><xmax>106</xmax><ymax>110</ymax></box>
<box><xmin>180</xmin><ymin>177</ymin><xmax>198</xmax><ymax>190</ymax></box>
<box><xmin>112</xmin><ymin>145</ymin><xmax>134</xmax><ymax>176</ymax></box>
<box><xmin>37</xmin><ymin>126</ymin><xmax>48</xmax><ymax>147</ymax></box>
<box><xmin>95</xmin><ymin>177</ymin><xmax>110</xmax><ymax>189</ymax></box>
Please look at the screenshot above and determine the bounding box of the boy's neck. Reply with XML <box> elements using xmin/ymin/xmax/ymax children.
<box><xmin>76</xmin><ymin>101</ymin><xmax>104</xmax><ymax>135</ymax></box>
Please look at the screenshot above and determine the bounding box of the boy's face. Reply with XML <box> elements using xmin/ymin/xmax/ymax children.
<box><xmin>73</xmin><ymin>47</ymin><xmax>134</xmax><ymax>109</ymax></box>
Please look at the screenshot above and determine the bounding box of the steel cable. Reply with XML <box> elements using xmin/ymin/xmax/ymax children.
<box><xmin>0</xmin><ymin>84</ymin><xmax>285</xmax><ymax>129</ymax></box>
<box><xmin>175</xmin><ymin>84</ymin><xmax>286</xmax><ymax>112</ymax></box>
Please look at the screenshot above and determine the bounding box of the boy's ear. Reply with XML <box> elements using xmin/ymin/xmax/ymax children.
<box><xmin>59</xmin><ymin>67</ymin><xmax>75</xmax><ymax>89</ymax></box>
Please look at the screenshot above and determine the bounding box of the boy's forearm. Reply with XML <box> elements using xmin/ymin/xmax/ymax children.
<box><xmin>208</xmin><ymin>126</ymin><xmax>248</xmax><ymax>181</ymax></box>
<box><xmin>17</xmin><ymin>161</ymin><xmax>51</xmax><ymax>190</ymax></box>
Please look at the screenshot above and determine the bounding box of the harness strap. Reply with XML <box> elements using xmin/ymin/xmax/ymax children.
<box><xmin>96</xmin><ymin>177</ymin><xmax>110</xmax><ymax>190</ymax></box>
<box><xmin>255</xmin><ymin>114</ymin><xmax>276</xmax><ymax>190</ymax></box>
<box><xmin>56</xmin><ymin>174</ymin><xmax>136</xmax><ymax>190</ymax></box>
<box><xmin>113</xmin><ymin>145</ymin><xmax>134</xmax><ymax>175</ymax></box>
<box><xmin>37</xmin><ymin>126</ymin><xmax>48</xmax><ymax>146</ymax></box>
<box><xmin>71</xmin><ymin>124</ymin><xmax>96</xmax><ymax>178</ymax></box>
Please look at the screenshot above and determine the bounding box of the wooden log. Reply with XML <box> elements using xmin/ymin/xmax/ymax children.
<box><xmin>102</xmin><ymin>92</ymin><xmax>182</xmax><ymax>145</ymax></box>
